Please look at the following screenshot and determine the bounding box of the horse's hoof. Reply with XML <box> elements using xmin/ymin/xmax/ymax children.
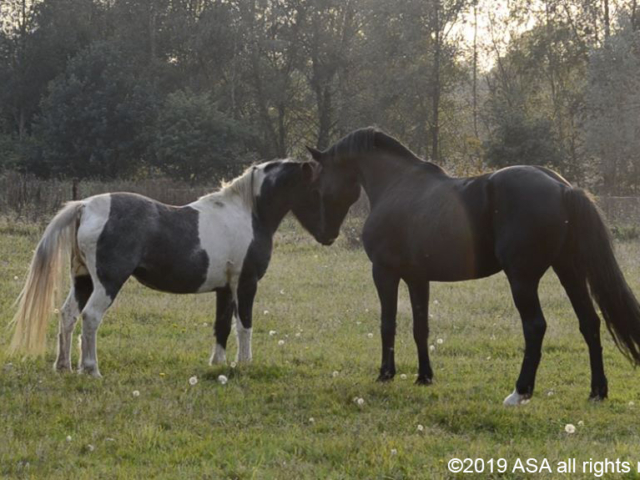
<box><xmin>589</xmin><ymin>393</ymin><xmax>607</xmax><ymax>402</ymax></box>
<box><xmin>54</xmin><ymin>363</ymin><xmax>72</xmax><ymax>373</ymax></box>
<box><xmin>78</xmin><ymin>366</ymin><xmax>102</xmax><ymax>378</ymax></box>
<box><xmin>415</xmin><ymin>376</ymin><xmax>433</xmax><ymax>386</ymax></box>
<box><xmin>503</xmin><ymin>390</ymin><xmax>531</xmax><ymax>406</ymax></box>
<box><xmin>377</xmin><ymin>372</ymin><xmax>395</xmax><ymax>382</ymax></box>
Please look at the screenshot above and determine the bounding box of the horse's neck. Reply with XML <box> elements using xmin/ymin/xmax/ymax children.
<box><xmin>254</xmin><ymin>193</ymin><xmax>292</xmax><ymax>236</ymax></box>
<box><xmin>355</xmin><ymin>153</ymin><xmax>431</xmax><ymax>206</ymax></box>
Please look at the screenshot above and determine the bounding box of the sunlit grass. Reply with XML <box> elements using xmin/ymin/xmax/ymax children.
<box><xmin>1</xmin><ymin>219</ymin><xmax>640</xmax><ymax>478</ymax></box>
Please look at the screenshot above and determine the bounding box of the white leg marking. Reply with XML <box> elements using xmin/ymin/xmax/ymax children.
<box><xmin>236</xmin><ymin>321</ymin><xmax>252</xmax><ymax>363</ymax></box>
<box><xmin>210</xmin><ymin>343</ymin><xmax>227</xmax><ymax>365</ymax></box>
<box><xmin>503</xmin><ymin>389</ymin><xmax>531</xmax><ymax>406</ymax></box>
<box><xmin>54</xmin><ymin>289</ymin><xmax>80</xmax><ymax>371</ymax></box>
<box><xmin>78</xmin><ymin>284</ymin><xmax>111</xmax><ymax>378</ymax></box>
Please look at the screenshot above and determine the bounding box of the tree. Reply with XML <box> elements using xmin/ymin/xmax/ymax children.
<box><xmin>150</xmin><ymin>90</ymin><xmax>253</xmax><ymax>182</ymax></box>
<box><xmin>34</xmin><ymin>42</ymin><xmax>158</xmax><ymax>179</ymax></box>
<box><xmin>586</xmin><ymin>18</ymin><xmax>640</xmax><ymax>194</ymax></box>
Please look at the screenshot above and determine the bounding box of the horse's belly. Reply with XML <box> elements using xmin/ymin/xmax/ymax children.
<box><xmin>133</xmin><ymin>254</ymin><xmax>211</xmax><ymax>294</ymax></box>
<box><xmin>413</xmin><ymin>241</ymin><xmax>501</xmax><ymax>281</ymax></box>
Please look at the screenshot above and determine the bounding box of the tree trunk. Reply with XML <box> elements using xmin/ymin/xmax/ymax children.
<box><xmin>472</xmin><ymin>0</ymin><xmax>479</xmax><ymax>139</ymax></box>
<box><xmin>431</xmin><ymin>0</ymin><xmax>441</xmax><ymax>162</ymax></box>
<box><xmin>604</xmin><ymin>0</ymin><xmax>610</xmax><ymax>39</ymax></box>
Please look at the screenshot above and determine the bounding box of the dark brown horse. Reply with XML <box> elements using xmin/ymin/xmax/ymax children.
<box><xmin>306</xmin><ymin>127</ymin><xmax>640</xmax><ymax>405</ymax></box>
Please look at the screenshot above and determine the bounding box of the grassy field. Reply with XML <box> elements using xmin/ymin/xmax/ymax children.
<box><xmin>2</xmin><ymin>219</ymin><xmax>640</xmax><ymax>479</ymax></box>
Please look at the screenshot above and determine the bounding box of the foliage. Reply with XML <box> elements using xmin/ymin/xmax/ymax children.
<box><xmin>150</xmin><ymin>90</ymin><xmax>253</xmax><ymax>183</ymax></box>
<box><xmin>484</xmin><ymin>109</ymin><xmax>563</xmax><ymax>168</ymax></box>
<box><xmin>0</xmin><ymin>0</ymin><xmax>639</xmax><ymax>190</ymax></box>
<box><xmin>34</xmin><ymin>42</ymin><xmax>158</xmax><ymax>179</ymax></box>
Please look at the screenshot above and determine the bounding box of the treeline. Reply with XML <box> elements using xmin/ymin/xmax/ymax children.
<box><xmin>0</xmin><ymin>0</ymin><xmax>639</xmax><ymax>192</ymax></box>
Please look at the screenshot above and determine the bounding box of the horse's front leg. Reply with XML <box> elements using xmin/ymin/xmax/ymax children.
<box><xmin>236</xmin><ymin>277</ymin><xmax>257</xmax><ymax>363</ymax></box>
<box><xmin>407</xmin><ymin>279</ymin><xmax>433</xmax><ymax>385</ymax></box>
<box><xmin>211</xmin><ymin>286</ymin><xmax>234</xmax><ymax>365</ymax></box>
<box><xmin>372</xmin><ymin>263</ymin><xmax>400</xmax><ymax>382</ymax></box>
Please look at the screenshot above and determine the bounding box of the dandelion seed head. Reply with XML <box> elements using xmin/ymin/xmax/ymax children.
<box><xmin>132</xmin><ymin>390</ymin><xmax>140</xmax><ymax>397</ymax></box>
<box><xmin>269</xmin><ymin>330</ymin><xmax>277</xmax><ymax>336</ymax></box>
<box><xmin>217</xmin><ymin>375</ymin><xmax>228</xmax><ymax>385</ymax></box>
<box><xmin>564</xmin><ymin>424</ymin><xmax>576</xmax><ymax>434</ymax></box>
<box><xmin>87</xmin><ymin>444</ymin><xmax>95</xmax><ymax>452</ymax></box>
<box><xmin>189</xmin><ymin>376</ymin><xmax>198</xmax><ymax>386</ymax></box>
<box><xmin>367</xmin><ymin>333</ymin><xmax>374</xmax><ymax>338</ymax></box>
<box><xmin>400</xmin><ymin>374</ymin><xmax>407</xmax><ymax>380</ymax></box>
<box><xmin>391</xmin><ymin>448</ymin><xmax>398</xmax><ymax>455</ymax></box>
<box><xmin>66</xmin><ymin>435</ymin><xmax>72</xmax><ymax>442</ymax></box>
<box><xmin>356</xmin><ymin>397</ymin><xmax>365</xmax><ymax>407</ymax></box>
<box><xmin>278</xmin><ymin>339</ymin><xmax>285</xmax><ymax>346</ymax></box>
<box><xmin>578</xmin><ymin>420</ymin><xmax>584</xmax><ymax>427</ymax></box>
<box><xmin>309</xmin><ymin>417</ymin><xmax>315</xmax><ymax>423</ymax></box>
<box><xmin>332</xmin><ymin>371</ymin><xmax>339</xmax><ymax>378</ymax></box>
<box><xmin>263</xmin><ymin>310</ymin><xmax>270</xmax><ymax>315</ymax></box>
<box><xmin>436</xmin><ymin>338</ymin><xmax>443</xmax><ymax>344</ymax></box>
<box><xmin>417</xmin><ymin>424</ymin><xmax>424</xmax><ymax>432</ymax></box>
<box><xmin>429</xmin><ymin>345</ymin><xmax>436</xmax><ymax>352</ymax></box>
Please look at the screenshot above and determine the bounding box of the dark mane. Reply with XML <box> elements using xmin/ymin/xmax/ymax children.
<box><xmin>326</xmin><ymin>127</ymin><xmax>443</xmax><ymax>172</ymax></box>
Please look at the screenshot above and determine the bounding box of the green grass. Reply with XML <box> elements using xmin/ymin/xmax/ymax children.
<box><xmin>2</xmin><ymin>220</ymin><xmax>640</xmax><ymax>478</ymax></box>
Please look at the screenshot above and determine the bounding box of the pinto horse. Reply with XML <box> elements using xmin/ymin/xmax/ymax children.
<box><xmin>306</xmin><ymin>127</ymin><xmax>640</xmax><ymax>404</ymax></box>
<box><xmin>9</xmin><ymin>159</ymin><xmax>323</xmax><ymax>376</ymax></box>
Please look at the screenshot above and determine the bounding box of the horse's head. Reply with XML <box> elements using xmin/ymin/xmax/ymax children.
<box><xmin>292</xmin><ymin>146</ymin><xmax>361</xmax><ymax>246</ymax></box>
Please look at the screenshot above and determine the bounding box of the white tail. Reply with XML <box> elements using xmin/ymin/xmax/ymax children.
<box><xmin>9</xmin><ymin>201</ymin><xmax>84</xmax><ymax>356</ymax></box>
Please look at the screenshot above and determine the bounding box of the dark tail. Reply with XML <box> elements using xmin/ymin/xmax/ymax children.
<box><xmin>565</xmin><ymin>188</ymin><xmax>640</xmax><ymax>364</ymax></box>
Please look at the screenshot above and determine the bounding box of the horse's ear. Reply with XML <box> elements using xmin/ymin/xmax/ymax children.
<box><xmin>306</xmin><ymin>146</ymin><xmax>323</xmax><ymax>163</ymax></box>
<box><xmin>302</xmin><ymin>161</ymin><xmax>322</xmax><ymax>182</ymax></box>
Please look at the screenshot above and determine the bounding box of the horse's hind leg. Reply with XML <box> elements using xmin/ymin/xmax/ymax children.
<box><xmin>210</xmin><ymin>286</ymin><xmax>234</xmax><ymax>364</ymax></box>
<box><xmin>54</xmin><ymin>275</ymin><xmax>93</xmax><ymax>371</ymax></box>
<box><xmin>503</xmin><ymin>274</ymin><xmax>547</xmax><ymax>406</ymax></box>
<box><xmin>553</xmin><ymin>263</ymin><xmax>608</xmax><ymax>400</ymax></box>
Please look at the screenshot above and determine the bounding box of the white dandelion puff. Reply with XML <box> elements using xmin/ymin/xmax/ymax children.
<box><xmin>429</xmin><ymin>345</ymin><xmax>436</xmax><ymax>352</ymax></box>
<box><xmin>54</xmin><ymin>308</ymin><xmax>60</xmax><ymax>314</ymax></box>
<box><xmin>13</xmin><ymin>276</ymin><xmax>18</xmax><ymax>280</ymax></box>
<box><xmin>400</xmin><ymin>374</ymin><xmax>407</xmax><ymax>380</ymax></box>
<box><xmin>629</xmin><ymin>401</ymin><xmax>635</xmax><ymax>406</ymax></box>
<box><xmin>66</xmin><ymin>435</ymin><xmax>72</xmax><ymax>442</ymax></box>
<box><xmin>230</xmin><ymin>362</ymin><xmax>237</xmax><ymax>368</ymax></box>
<box><xmin>189</xmin><ymin>376</ymin><xmax>198</xmax><ymax>386</ymax></box>
<box><xmin>391</xmin><ymin>448</ymin><xmax>398</xmax><ymax>455</ymax></box>
<box><xmin>269</xmin><ymin>330</ymin><xmax>277</xmax><ymax>336</ymax></box>
<box><xmin>367</xmin><ymin>333</ymin><xmax>374</xmax><ymax>338</ymax></box>
<box><xmin>578</xmin><ymin>420</ymin><xmax>584</xmax><ymax>427</ymax></box>
<box><xmin>217</xmin><ymin>375</ymin><xmax>228</xmax><ymax>385</ymax></box>
<box><xmin>417</xmin><ymin>424</ymin><xmax>424</xmax><ymax>432</ymax></box>
<box><xmin>356</xmin><ymin>397</ymin><xmax>365</xmax><ymax>407</ymax></box>
<box><xmin>309</xmin><ymin>417</ymin><xmax>315</xmax><ymax>423</ymax></box>
<box><xmin>132</xmin><ymin>390</ymin><xmax>140</xmax><ymax>397</ymax></box>
<box><xmin>278</xmin><ymin>339</ymin><xmax>285</xmax><ymax>346</ymax></box>
<box><xmin>263</xmin><ymin>310</ymin><xmax>270</xmax><ymax>315</ymax></box>
<box><xmin>547</xmin><ymin>390</ymin><xmax>555</xmax><ymax>397</ymax></box>
<box><xmin>564</xmin><ymin>424</ymin><xmax>576</xmax><ymax>434</ymax></box>
<box><xmin>87</xmin><ymin>444</ymin><xmax>95</xmax><ymax>452</ymax></box>
<box><xmin>332</xmin><ymin>371</ymin><xmax>339</xmax><ymax>378</ymax></box>
<box><xmin>436</xmin><ymin>338</ymin><xmax>443</xmax><ymax>345</ymax></box>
